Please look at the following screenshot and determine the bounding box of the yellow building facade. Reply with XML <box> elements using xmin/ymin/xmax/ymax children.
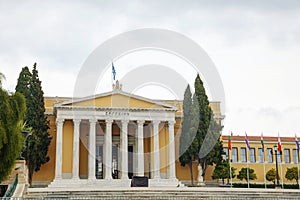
<box><xmin>222</xmin><ymin>135</ymin><xmax>300</xmax><ymax>184</ymax></box>
<box><xmin>33</xmin><ymin>86</ymin><xmax>223</xmax><ymax>187</ymax></box>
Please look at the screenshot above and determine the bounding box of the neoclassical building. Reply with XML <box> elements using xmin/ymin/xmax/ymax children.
<box><xmin>32</xmin><ymin>83</ymin><xmax>224</xmax><ymax>187</ymax></box>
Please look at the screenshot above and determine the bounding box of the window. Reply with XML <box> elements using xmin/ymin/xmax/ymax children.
<box><xmin>284</xmin><ymin>149</ymin><xmax>290</xmax><ymax>163</ymax></box>
<box><xmin>232</xmin><ymin>148</ymin><xmax>238</xmax><ymax>163</ymax></box>
<box><xmin>241</xmin><ymin>148</ymin><xmax>247</xmax><ymax>162</ymax></box>
<box><xmin>267</xmin><ymin>148</ymin><xmax>273</xmax><ymax>163</ymax></box>
<box><xmin>293</xmin><ymin>149</ymin><xmax>299</xmax><ymax>164</ymax></box>
<box><xmin>223</xmin><ymin>147</ymin><xmax>229</xmax><ymax>160</ymax></box>
<box><xmin>258</xmin><ymin>148</ymin><xmax>264</xmax><ymax>163</ymax></box>
<box><xmin>250</xmin><ymin>148</ymin><xmax>256</xmax><ymax>163</ymax></box>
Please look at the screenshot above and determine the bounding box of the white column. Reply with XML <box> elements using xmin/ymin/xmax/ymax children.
<box><xmin>88</xmin><ymin>118</ymin><xmax>97</xmax><ymax>180</ymax></box>
<box><xmin>120</xmin><ymin>120</ymin><xmax>129</xmax><ymax>179</ymax></box>
<box><xmin>55</xmin><ymin>118</ymin><xmax>64</xmax><ymax>180</ymax></box>
<box><xmin>168</xmin><ymin>121</ymin><xmax>177</xmax><ymax>179</ymax></box>
<box><xmin>104</xmin><ymin>119</ymin><xmax>113</xmax><ymax>180</ymax></box>
<box><xmin>137</xmin><ymin>120</ymin><xmax>145</xmax><ymax>176</ymax></box>
<box><xmin>72</xmin><ymin>118</ymin><xmax>81</xmax><ymax>179</ymax></box>
<box><xmin>153</xmin><ymin>120</ymin><xmax>160</xmax><ymax>179</ymax></box>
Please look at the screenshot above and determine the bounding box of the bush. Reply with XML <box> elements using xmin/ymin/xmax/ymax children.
<box><xmin>232</xmin><ymin>183</ymin><xmax>299</xmax><ymax>189</ymax></box>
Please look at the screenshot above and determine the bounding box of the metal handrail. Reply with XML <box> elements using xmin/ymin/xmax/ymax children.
<box><xmin>3</xmin><ymin>174</ymin><xmax>18</xmax><ymax>198</ymax></box>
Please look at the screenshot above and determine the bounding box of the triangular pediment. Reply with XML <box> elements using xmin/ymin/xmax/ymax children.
<box><xmin>58</xmin><ymin>90</ymin><xmax>177</xmax><ymax>110</ymax></box>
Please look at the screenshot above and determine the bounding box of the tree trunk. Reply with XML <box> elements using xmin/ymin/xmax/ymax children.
<box><xmin>189</xmin><ymin>160</ymin><xmax>194</xmax><ymax>186</ymax></box>
<box><xmin>28</xmin><ymin>164</ymin><xmax>34</xmax><ymax>186</ymax></box>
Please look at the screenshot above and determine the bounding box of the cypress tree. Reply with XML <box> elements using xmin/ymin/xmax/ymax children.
<box><xmin>179</xmin><ymin>85</ymin><xmax>199</xmax><ymax>185</ymax></box>
<box><xmin>15</xmin><ymin>66</ymin><xmax>32</xmax><ymax>122</ymax></box>
<box><xmin>16</xmin><ymin>63</ymin><xmax>51</xmax><ymax>185</ymax></box>
<box><xmin>194</xmin><ymin>74</ymin><xmax>223</xmax><ymax>178</ymax></box>
<box><xmin>0</xmin><ymin>79</ymin><xmax>26</xmax><ymax>182</ymax></box>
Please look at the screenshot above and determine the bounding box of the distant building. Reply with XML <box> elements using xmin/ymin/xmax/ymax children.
<box><xmin>221</xmin><ymin>135</ymin><xmax>300</xmax><ymax>184</ymax></box>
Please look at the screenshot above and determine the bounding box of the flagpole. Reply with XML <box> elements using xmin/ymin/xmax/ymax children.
<box><xmin>295</xmin><ymin>134</ymin><xmax>300</xmax><ymax>189</ymax></box>
<box><xmin>280</xmin><ymin>160</ymin><xmax>284</xmax><ymax>188</ymax></box>
<box><xmin>228</xmin><ymin>133</ymin><xmax>232</xmax><ymax>187</ymax></box>
<box><xmin>111</xmin><ymin>62</ymin><xmax>113</xmax><ymax>90</ymax></box>
<box><xmin>297</xmin><ymin>149</ymin><xmax>300</xmax><ymax>189</ymax></box>
<box><xmin>229</xmin><ymin>149</ymin><xmax>232</xmax><ymax>188</ymax></box>
<box><xmin>261</xmin><ymin>133</ymin><xmax>266</xmax><ymax>189</ymax></box>
<box><xmin>263</xmin><ymin>149</ymin><xmax>266</xmax><ymax>189</ymax></box>
<box><xmin>247</xmin><ymin>148</ymin><xmax>250</xmax><ymax>188</ymax></box>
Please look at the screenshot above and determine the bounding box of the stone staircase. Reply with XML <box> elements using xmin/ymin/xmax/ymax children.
<box><xmin>24</xmin><ymin>187</ymin><xmax>300</xmax><ymax>199</ymax></box>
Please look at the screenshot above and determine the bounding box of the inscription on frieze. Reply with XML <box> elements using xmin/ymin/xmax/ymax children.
<box><xmin>105</xmin><ymin>111</ymin><xmax>130</xmax><ymax>116</ymax></box>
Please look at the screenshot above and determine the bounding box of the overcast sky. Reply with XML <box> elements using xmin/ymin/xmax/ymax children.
<box><xmin>1</xmin><ymin>0</ymin><xmax>300</xmax><ymax>137</ymax></box>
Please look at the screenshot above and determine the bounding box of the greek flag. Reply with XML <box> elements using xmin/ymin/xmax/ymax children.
<box><xmin>112</xmin><ymin>63</ymin><xmax>116</xmax><ymax>80</ymax></box>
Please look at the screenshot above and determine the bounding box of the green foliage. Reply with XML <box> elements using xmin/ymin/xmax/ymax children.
<box><xmin>194</xmin><ymin>74</ymin><xmax>223</xmax><ymax>175</ymax></box>
<box><xmin>232</xmin><ymin>183</ymin><xmax>300</xmax><ymax>189</ymax></box>
<box><xmin>266</xmin><ymin>168</ymin><xmax>278</xmax><ymax>184</ymax></box>
<box><xmin>179</xmin><ymin>85</ymin><xmax>199</xmax><ymax>185</ymax></box>
<box><xmin>16</xmin><ymin>63</ymin><xmax>51</xmax><ymax>185</ymax></box>
<box><xmin>179</xmin><ymin>74</ymin><xmax>224</xmax><ymax>185</ymax></box>
<box><xmin>237</xmin><ymin>167</ymin><xmax>257</xmax><ymax>181</ymax></box>
<box><xmin>0</xmin><ymin>72</ymin><xmax>5</xmax><ymax>87</ymax></box>
<box><xmin>285</xmin><ymin>167</ymin><xmax>300</xmax><ymax>183</ymax></box>
<box><xmin>0</xmin><ymin>86</ymin><xmax>26</xmax><ymax>182</ymax></box>
<box><xmin>266</xmin><ymin>168</ymin><xmax>276</xmax><ymax>183</ymax></box>
<box><xmin>15</xmin><ymin>66</ymin><xmax>31</xmax><ymax>122</ymax></box>
<box><xmin>212</xmin><ymin>159</ymin><xmax>236</xmax><ymax>184</ymax></box>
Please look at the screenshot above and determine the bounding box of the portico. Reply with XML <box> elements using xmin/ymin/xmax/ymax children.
<box><xmin>50</xmin><ymin>89</ymin><xmax>179</xmax><ymax>187</ymax></box>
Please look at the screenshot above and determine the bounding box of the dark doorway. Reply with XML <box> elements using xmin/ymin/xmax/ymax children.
<box><xmin>128</xmin><ymin>145</ymin><xmax>133</xmax><ymax>179</ymax></box>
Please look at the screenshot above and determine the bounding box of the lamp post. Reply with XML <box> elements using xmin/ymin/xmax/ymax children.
<box><xmin>19</xmin><ymin>130</ymin><xmax>32</xmax><ymax>160</ymax></box>
<box><xmin>273</xmin><ymin>145</ymin><xmax>280</xmax><ymax>188</ymax></box>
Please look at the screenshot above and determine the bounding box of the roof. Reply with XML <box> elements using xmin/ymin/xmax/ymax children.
<box><xmin>222</xmin><ymin>135</ymin><xmax>296</xmax><ymax>142</ymax></box>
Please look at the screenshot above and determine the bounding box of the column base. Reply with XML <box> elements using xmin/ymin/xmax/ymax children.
<box><xmin>48</xmin><ymin>178</ymin><xmax>181</xmax><ymax>189</ymax></box>
<box><xmin>72</xmin><ymin>176</ymin><xmax>80</xmax><ymax>180</ymax></box>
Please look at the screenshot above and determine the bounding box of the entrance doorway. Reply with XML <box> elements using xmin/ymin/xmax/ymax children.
<box><xmin>128</xmin><ymin>145</ymin><xmax>133</xmax><ymax>179</ymax></box>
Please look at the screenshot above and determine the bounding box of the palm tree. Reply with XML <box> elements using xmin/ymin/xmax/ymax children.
<box><xmin>0</xmin><ymin>72</ymin><xmax>5</xmax><ymax>87</ymax></box>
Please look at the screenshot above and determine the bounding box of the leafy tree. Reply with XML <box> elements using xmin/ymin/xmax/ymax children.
<box><xmin>16</xmin><ymin>63</ymin><xmax>51</xmax><ymax>185</ymax></box>
<box><xmin>285</xmin><ymin>167</ymin><xmax>299</xmax><ymax>183</ymax></box>
<box><xmin>194</xmin><ymin>74</ymin><xmax>223</xmax><ymax>177</ymax></box>
<box><xmin>212</xmin><ymin>159</ymin><xmax>236</xmax><ymax>185</ymax></box>
<box><xmin>0</xmin><ymin>72</ymin><xmax>5</xmax><ymax>87</ymax></box>
<box><xmin>179</xmin><ymin>85</ymin><xmax>199</xmax><ymax>186</ymax></box>
<box><xmin>0</xmin><ymin>82</ymin><xmax>26</xmax><ymax>182</ymax></box>
<box><xmin>237</xmin><ymin>167</ymin><xmax>257</xmax><ymax>181</ymax></box>
<box><xmin>266</xmin><ymin>168</ymin><xmax>278</xmax><ymax>185</ymax></box>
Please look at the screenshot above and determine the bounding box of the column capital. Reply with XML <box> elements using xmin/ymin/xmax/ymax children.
<box><xmin>89</xmin><ymin>118</ymin><xmax>98</xmax><ymax>124</ymax></box>
<box><xmin>73</xmin><ymin>118</ymin><xmax>81</xmax><ymax>124</ymax></box>
<box><xmin>137</xmin><ymin>120</ymin><xmax>145</xmax><ymax>125</ymax></box>
<box><xmin>121</xmin><ymin>119</ymin><xmax>129</xmax><ymax>125</ymax></box>
<box><xmin>168</xmin><ymin>120</ymin><xmax>176</xmax><ymax>126</ymax></box>
<box><xmin>152</xmin><ymin>120</ymin><xmax>161</xmax><ymax>126</ymax></box>
<box><xmin>56</xmin><ymin>118</ymin><xmax>64</xmax><ymax>125</ymax></box>
<box><xmin>105</xmin><ymin>118</ymin><xmax>113</xmax><ymax>124</ymax></box>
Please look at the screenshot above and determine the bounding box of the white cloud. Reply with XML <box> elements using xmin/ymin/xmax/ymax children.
<box><xmin>1</xmin><ymin>0</ymin><xmax>300</xmax><ymax>136</ymax></box>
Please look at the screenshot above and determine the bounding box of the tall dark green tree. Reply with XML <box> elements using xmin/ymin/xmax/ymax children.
<box><xmin>179</xmin><ymin>85</ymin><xmax>199</xmax><ymax>185</ymax></box>
<box><xmin>0</xmin><ymin>77</ymin><xmax>26</xmax><ymax>182</ymax></box>
<box><xmin>16</xmin><ymin>63</ymin><xmax>51</xmax><ymax>185</ymax></box>
<box><xmin>15</xmin><ymin>67</ymin><xmax>32</xmax><ymax>120</ymax></box>
<box><xmin>194</xmin><ymin>74</ymin><xmax>223</xmax><ymax>177</ymax></box>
